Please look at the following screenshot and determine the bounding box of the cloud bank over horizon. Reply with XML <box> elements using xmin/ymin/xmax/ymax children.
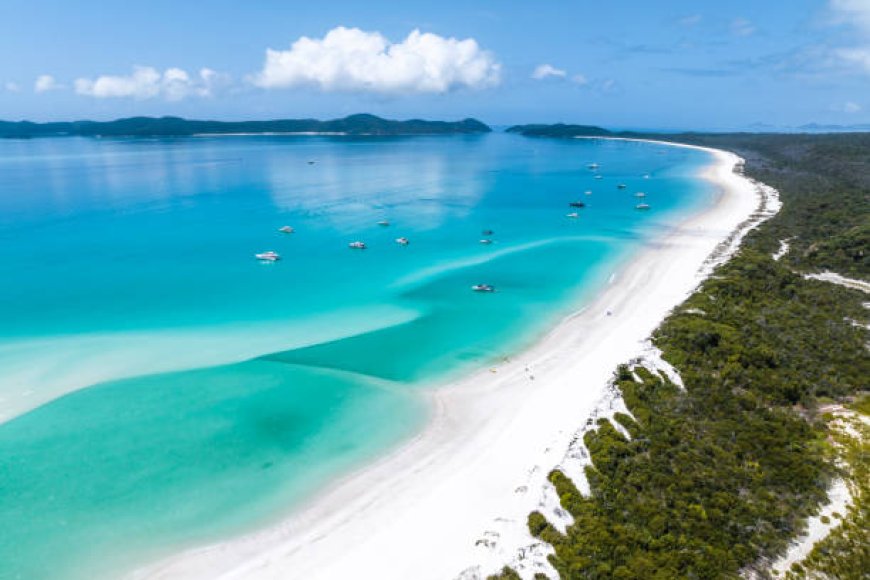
<box><xmin>74</xmin><ymin>66</ymin><xmax>223</xmax><ymax>100</ymax></box>
<box><xmin>253</xmin><ymin>27</ymin><xmax>501</xmax><ymax>94</ymax></box>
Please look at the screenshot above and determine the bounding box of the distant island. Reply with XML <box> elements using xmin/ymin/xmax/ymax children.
<box><xmin>0</xmin><ymin>113</ymin><xmax>492</xmax><ymax>138</ymax></box>
<box><xmin>506</xmin><ymin>123</ymin><xmax>615</xmax><ymax>137</ymax></box>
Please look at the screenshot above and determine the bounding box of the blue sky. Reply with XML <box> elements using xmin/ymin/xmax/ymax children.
<box><xmin>1</xmin><ymin>0</ymin><xmax>868</xmax><ymax>129</ymax></box>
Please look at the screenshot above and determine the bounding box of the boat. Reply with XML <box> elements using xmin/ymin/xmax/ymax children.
<box><xmin>636</xmin><ymin>203</ymin><xmax>651</xmax><ymax>210</ymax></box>
<box><xmin>255</xmin><ymin>251</ymin><xmax>280</xmax><ymax>261</ymax></box>
<box><xmin>479</xmin><ymin>239</ymin><xmax>493</xmax><ymax>245</ymax></box>
<box><xmin>307</xmin><ymin>160</ymin><xmax>316</xmax><ymax>165</ymax></box>
<box><xmin>471</xmin><ymin>284</ymin><xmax>495</xmax><ymax>292</ymax></box>
<box><xmin>481</xmin><ymin>229</ymin><xmax>494</xmax><ymax>236</ymax></box>
<box><xmin>348</xmin><ymin>241</ymin><xmax>367</xmax><ymax>249</ymax></box>
<box><xmin>594</xmin><ymin>175</ymin><xmax>603</xmax><ymax>180</ymax></box>
<box><xmin>617</xmin><ymin>184</ymin><xmax>627</xmax><ymax>189</ymax></box>
<box><xmin>643</xmin><ymin>174</ymin><xmax>651</xmax><ymax>179</ymax></box>
<box><xmin>568</xmin><ymin>201</ymin><xmax>586</xmax><ymax>208</ymax></box>
<box><xmin>634</xmin><ymin>192</ymin><xmax>646</xmax><ymax>198</ymax></box>
<box><xmin>566</xmin><ymin>212</ymin><xmax>579</xmax><ymax>218</ymax></box>
<box><xmin>278</xmin><ymin>225</ymin><xmax>294</xmax><ymax>233</ymax></box>
<box><xmin>584</xmin><ymin>190</ymin><xmax>592</xmax><ymax>195</ymax></box>
<box><xmin>587</xmin><ymin>163</ymin><xmax>599</xmax><ymax>169</ymax></box>
<box><xmin>377</xmin><ymin>220</ymin><xmax>390</xmax><ymax>227</ymax></box>
<box><xmin>395</xmin><ymin>237</ymin><xmax>409</xmax><ymax>245</ymax></box>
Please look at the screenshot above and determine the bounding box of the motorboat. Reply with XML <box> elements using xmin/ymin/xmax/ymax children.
<box><xmin>617</xmin><ymin>184</ymin><xmax>627</xmax><ymax>189</ymax></box>
<box><xmin>587</xmin><ymin>163</ymin><xmax>599</xmax><ymax>169</ymax></box>
<box><xmin>594</xmin><ymin>175</ymin><xmax>603</xmax><ymax>180</ymax></box>
<box><xmin>255</xmin><ymin>251</ymin><xmax>280</xmax><ymax>261</ymax></box>
<box><xmin>568</xmin><ymin>201</ymin><xmax>586</xmax><ymax>208</ymax></box>
<box><xmin>584</xmin><ymin>190</ymin><xmax>593</xmax><ymax>195</ymax></box>
<box><xmin>482</xmin><ymin>229</ymin><xmax>494</xmax><ymax>236</ymax></box>
<box><xmin>479</xmin><ymin>239</ymin><xmax>493</xmax><ymax>245</ymax></box>
<box><xmin>278</xmin><ymin>225</ymin><xmax>294</xmax><ymax>233</ymax></box>
<box><xmin>349</xmin><ymin>241</ymin><xmax>367</xmax><ymax>249</ymax></box>
<box><xmin>377</xmin><ymin>220</ymin><xmax>390</xmax><ymax>227</ymax></box>
<box><xmin>566</xmin><ymin>212</ymin><xmax>579</xmax><ymax>218</ymax></box>
<box><xmin>395</xmin><ymin>237</ymin><xmax>409</xmax><ymax>245</ymax></box>
<box><xmin>643</xmin><ymin>174</ymin><xmax>651</xmax><ymax>179</ymax></box>
<box><xmin>472</xmin><ymin>284</ymin><xmax>495</xmax><ymax>292</ymax></box>
<box><xmin>634</xmin><ymin>192</ymin><xmax>646</xmax><ymax>198</ymax></box>
<box><xmin>636</xmin><ymin>203</ymin><xmax>651</xmax><ymax>210</ymax></box>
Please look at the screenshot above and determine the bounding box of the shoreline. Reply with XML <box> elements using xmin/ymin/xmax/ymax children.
<box><xmin>131</xmin><ymin>142</ymin><xmax>776</xmax><ymax>580</ymax></box>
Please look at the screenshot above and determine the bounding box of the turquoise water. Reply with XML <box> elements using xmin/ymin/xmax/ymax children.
<box><xmin>0</xmin><ymin>134</ymin><xmax>715</xmax><ymax>579</ymax></box>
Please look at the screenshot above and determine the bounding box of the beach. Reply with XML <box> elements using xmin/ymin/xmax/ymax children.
<box><xmin>129</xmin><ymin>142</ymin><xmax>775</xmax><ymax>580</ymax></box>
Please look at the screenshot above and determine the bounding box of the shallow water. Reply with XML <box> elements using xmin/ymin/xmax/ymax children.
<box><xmin>0</xmin><ymin>133</ymin><xmax>715</xmax><ymax>579</ymax></box>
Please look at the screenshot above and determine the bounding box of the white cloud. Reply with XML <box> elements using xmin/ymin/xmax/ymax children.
<box><xmin>837</xmin><ymin>47</ymin><xmax>870</xmax><ymax>72</ymax></box>
<box><xmin>532</xmin><ymin>64</ymin><xmax>567</xmax><ymax>80</ymax></box>
<box><xmin>843</xmin><ymin>101</ymin><xmax>862</xmax><ymax>113</ymax></box>
<box><xmin>829</xmin><ymin>1</ymin><xmax>870</xmax><ymax>74</ymax></box>
<box><xmin>678</xmin><ymin>14</ymin><xmax>702</xmax><ymax>27</ymax></box>
<box><xmin>731</xmin><ymin>18</ymin><xmax>756</xmax><ymax>37</ymax></box>
<box><xmin>253</xmin><ymin>27</ymin><xmax>500</xmax><ymax>93</ymax></box>
<box><xmin>831</xmin><ymin>0</ymin><xmax>870</xmax><ymax>35</ymax></box>
<box><xmin>75</xmin><ymin>66</ymin><xmax>223</xmax><ymax>100</ymax></box>
<box><xmin>4</xmin><ymin>81</ymin><xmax>20</xmax><ymax>93</ymax></box>
<box><xmin>34</xmin><ymin>74</ymin><xmax>63</xmax><ymax>93</ymax></box>
<box><xmin>571</xmin><ymin>74</ymin><xmax>589</xmax><ymax>86</ymax></box>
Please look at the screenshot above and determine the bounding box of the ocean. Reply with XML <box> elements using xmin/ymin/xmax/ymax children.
<box><xmin>0</xmin><ymin>133</ymin><xmax>715</xmax><ymax>579</ymax></box>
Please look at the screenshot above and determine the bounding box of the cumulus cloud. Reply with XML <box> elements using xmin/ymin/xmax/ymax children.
<box><xmin>253</xmin><ymin>27</ymin><xmax>500</xmax><ymax>93</ymax></box>
<box><xmin>532</xmin><ymin>64</ymin><xmax>589</xmax><ymax>87</ymax></box>
<box><xmin>532</xmin><ymin>64</ymin><xmax>567</xmax><ymax>80</ymax></box>
<box><xmin>34</xmin><ymin>74</ymin><xmax>63</xmax><ymax>93</ymax></box>
<box><xmin>75</xmin><ymin>66</ymin><xmax>224</xmax><ymax>100</ymax></box>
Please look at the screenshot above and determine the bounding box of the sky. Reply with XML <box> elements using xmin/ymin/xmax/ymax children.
<box><xmin>1</xmin><ymin>0</ymin><xmax>869</xmax><ymax>130</ymax></box>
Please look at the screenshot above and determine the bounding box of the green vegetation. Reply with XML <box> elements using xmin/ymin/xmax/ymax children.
<box><xmin>785</xmin><ymin>412</ymin><xmax>868</xmax><ymax>580</ymax></box>
<box><xmin>0</xmin><ymin>113</ymin><xmax>491</xmax><ymax>138</ymax></box>
<box><xmin>495</xmin><ymin>131</ymin><xmax>869</xmax><ymax>579</ymax></box>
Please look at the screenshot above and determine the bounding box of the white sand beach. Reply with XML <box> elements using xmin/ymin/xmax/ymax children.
<box><xmin>130</xmin><ymin>143</ymin><xmax>775</xmax><ymax>580</ymax></box>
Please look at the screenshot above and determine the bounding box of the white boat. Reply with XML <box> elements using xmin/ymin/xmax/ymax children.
<box><xmin>566</xmin><ymin>212</ymin><xmax>579</xmax><ymax>218</ymax></box>
<box><xmin>587</xmin><ymin>163</ymin><xmax>599</xmax><ymax>169</ymax></box>
<box><xmin>472</xmin><ymin>284</ymin><xmax>495</xmax><ymax>292</ymax></box>
<box><xmin>395</xmin><ymin>237</ymin><xmax>409</xmax><ymax>245</ymax></box>
<box><xmin>479</xmin><ymin>239</ymin><xmax>493</xmax><ymax>245</ymax></box>
<box><xmin>377</xmin><ymin>220</ymin><xmax>390</xmax><ymax>227</ymax></box>
<box><xmin>636</xmin><ymin>203</ymin><xmax>650</xmax><ymax>210</ymax></box>
<box><xmin>584</xmin><ymin>190</ymin><xmax>593</xmax><ymax>195</ymax></box>
<box><xmin>278</xmin><ymin>225</ymin><xmax>294</xmax><ymax>233</ymax></box>
<box><xmin>255</xmin><ymin>251</ymin><xmax>280</xmax><ymax>261</ymax></box>
<box><xmin>634</xmin><ymin>192</ymin><xmax>646</xmax><ymax>198</ymax></box>
<box><xmin>617</xmin><ymin>184</ymin><xmax>627</xmax><ymax>189</ymax></box>
<box><xmin>643</xmin><ymin>174</ymin><xmax>651</xmax><ymax>179</ymax></box>
<box><xmin>349</xmin><ymin>241</ymin><xmax>367</xmax><ymax>249</ymax></box>
<box><xmin>594</xmin><ymin>175</ymin><xmax>603</xmax><ymax>180</ymax></box>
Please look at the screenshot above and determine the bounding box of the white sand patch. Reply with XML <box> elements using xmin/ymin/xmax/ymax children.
<box><xmin>803</xmin><ymin>271</ymin><xmax>870</xmax><ymax>294</ymax></box>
